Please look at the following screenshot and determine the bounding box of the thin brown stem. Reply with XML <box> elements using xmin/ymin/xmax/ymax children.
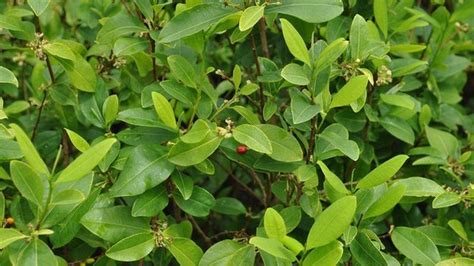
<box><xmin>306</xmin><ymin>116</ymin><xmax>317</xmax><ymax>163</ymax></box>
<box><xmin>188</xmin><ymin>215</ymin><xmax>212</xmax><ymax>248</ymax></box>
<box><xmin>257</xmin><ymin>18</ymin><xmax>270</xmax><ymax>58</ymax></box>
<box><xmin>31</xmin><ymin>56</ymin><xmax>54</xmax><ymax>140</ymax></box>
<box><xmin>248</xmin><ymin>169</ymin><xmax>268</xmax><ymax>207</ymax></box>
<box><xmin>250</xmin><ymin>33</ymin><xmax>265</xmax><ymax>118</ymax></box>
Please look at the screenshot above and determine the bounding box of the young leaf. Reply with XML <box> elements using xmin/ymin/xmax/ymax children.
<box><xmin>316</xmin><ymin>161</ymin><xmax>349</xmax><ymax>194</ymax></box>
<box><xmin>181</xmin><ymin>119</ymin><xmax>210</xmax><ymax>144</ymax></box>
<box><xmin>27</xmin><ymin>0</ymin><xmax>50</xmax><ymax>16</ymax></box>
<box><xmin>0</xmin><ymin>228</ymin><xmax>28</xmax><ymax>249</ymax></box>
<box><xmin>307</xmin><ymin>196</ymin><xmax>357</xmax><ymax>249</ymax></box>
<box><xmin>168</xmin><ymin>135</ymin><xmax>222</xmax><ymax>166</ymax></box>
<box><xmin>329</xmin><ymin>75</ymin><xmax>368</xmax><ymax>109</ymax></box>
<box><xmin>249</xmin><ymin>237</ymin><xmax>296</xmax><ymax>262</ymax></box>
<box><xmin>239</xmin><ymin>6</ymin><xmax>264</xmax><ymax>31</ymax></box>
<box><xmin>10</xmin><ymin>123</ymin><xmax>50</xmax><ymax>176</ymax></box>
<box><xmin>374</xmin><ymin>0</ymin><xmax>388</xmax><ymax>38</ymax></box>
<box><xmin>102</xmin><ymin>95</ymin><xmax>119</xmax><ymax>128</ymax></box>
<box><xmin>199</xmin><ymin>240</ymin><xmax>255</xmax><ymax>266</ymax></box>
<box><xmin>432</xmin><ymin>192</ymin><xmax>461</xmax><ymax>209</ymax></box>
<box><xmin>10</xmin><ymin>160</ymin><xmax>47</xmax><ymax>209</ymax></box>
<box><xmin>290</xmin><ymin>89</ymin><xmax>321</xmax><ymax>124</ymax></box>
<box><xmin>264</xmin><ymin>208</ymin><xmax>286</xmax><ymax>240</ymax></box>
<box><xmin>364</xmin><ymin>183</ymin><xmax>406</xmax><ymax>219</ymax></box>
<box><xmin>356</xmin><ymin>154</ymin><xmax>409</xmax><ymax>189</ymax></box>
<box><xmin>106</xmin><ymin>233</ymin><xmax>155</xmax><ymax>262</ymax></box>
<box><xmin>280</xmin><ymin>19</ymin><xmax>311</xmax><ymax>66</ymax></box>
<box><xmin>425</xmin><ymin>127</ymin><xmax>459</xmax><ymax>158</ymax></box>
<box><xmin>0</xmin><ymin>66</ymin><xmax>19</xmax><ymax>87</ymax></box>
<box><xmin>349</xmin><ymin>15</ymin><xmax>369</xmax><ymax>60</ymax></box>
<box><xmin>167</xmin><ymin>238</ymin><xmax>203</xmax><ymax>266</ymax></box>
<box><xmin>167</xmin><ymin>55</ymin><xmax>197</xmax><ymax>89</ymax></box>
<box><xmin>56</xmin><ymin>138</ymin><xmax>117</xmax><ymax>183</ymax></box>
<box><xmin>65</xmin><ymin>129</ymin><xmax>90</xmax><ymax>153</ymax></box>
<box><xmin>391</xmin><ymin>227</ymin><xmax>441</xmax><ymax>265</ymax></box>
<box><xmin>281</xmin><ymin>63</ymin><xmax>310</xmax><ymax>86</ymax></box>
<box><xmin>257</xmin><ymin>124</ymin><xmax>303</xmax><ymax>162</ymax></box>
<box><xmin>233</xmin><ymin>124</ymin><xmax>272</xmax><ymax>154</ymax></box>
<box><xmin>152</xmin><ymin>92</ymin><xmax>178</xmax><ymax>130</ymax></box>
<box><xmin>447</xmin><ymin>219</ymin><xmax>468</xmax><ymax>241</ymax></box>
<box><xmin>266</xmin><ymin>0</ymin><xmax>343</xmax><ymax>24</ymax></box>
<box><xmin>302</xmin><ymin>241</ymin><xmax>343</xmax><ymax>266</ymax></box>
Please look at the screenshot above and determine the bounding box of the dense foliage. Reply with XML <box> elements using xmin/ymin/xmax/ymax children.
<box><xmin>0</xmin><ymin>0</ymin><xmax>473</xmax><ymax>265</ymax></box>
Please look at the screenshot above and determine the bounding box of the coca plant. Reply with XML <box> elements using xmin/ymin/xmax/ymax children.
<box><xmin>0</xmin><ymin>0</ymin><xmax>473</xmax><ymax>265</ymax></box>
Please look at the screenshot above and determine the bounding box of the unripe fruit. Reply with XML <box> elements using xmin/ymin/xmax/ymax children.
<box><xmin>236</xmin><ymin>145</ymin><xmax>248</xmax><ymax>154</ymax></box>
<box><xmin>85</xmin><ymin>258</ymin><xmax>95</xmax><ymax>264</ymax></box>
<box><xmin>6</xmin><ymin>217</ymin><xmax>14</xmax><ymax>225</ymax></box>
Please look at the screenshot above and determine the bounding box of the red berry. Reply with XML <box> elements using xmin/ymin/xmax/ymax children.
<box><xmin>236</xmin><ymin>145</ymin><xmax>248</xmax><ymax>154</ymax></box>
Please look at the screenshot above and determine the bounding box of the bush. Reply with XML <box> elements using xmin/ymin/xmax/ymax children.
<box><xmin>0</xmin><ymin>0</ymin><xmax>473</xmax><ymax>265</ymax></box>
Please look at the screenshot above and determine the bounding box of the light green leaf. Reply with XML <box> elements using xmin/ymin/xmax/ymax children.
<box><xmin>158</xmin><ymin>4</ymin><xmax>236</xmax><ymax>43</ymax></box>
<box><xmin>425</xmin><ymin>127</ymin><xmax>459</xmax><ymax>158</ymax></box>
<box><xmin>0</xmin><ymin>228</ymin><xmax>28</xmax><ymax>249</ymax></box>
<box><xmin>167</xmin><ymin>237</ymin><xmax>203</xmax><ymax>266</ymax></box>
<box><xmin>264</xmin><ymin>208</ymin><xmax>286</xmax><ymax>240</ymax></box>
<box><xmin>350</xmin><ymin>232</ymin><xmax>387</xmax><ymax>265</ymax></box>
<box><xmin>113</xmin><ymin>37</ymin><xmax>148</xmax><ymax>56</ymax></box>
<box><xmin>168</xmin><ymin>134</ymin><xmax>222</xmax><ymax>166</ymax></box>
<box><xmin>152</xmin><ymin>92</ymin><xmax>178</xmax><ymax>130</ymax></box>
<box><xmin>199</xmin><ymin>240</ymin><xmax>255</xmax><ymax>266</ymax></box>
<box><xmin>316</xmin><ymin>160</ymin><xmax>349</xmax><ymax>194</ymax></box>
<box><xmin>357</xmin><ymin>154</ymin><xmax>409</xmax><ymax>189</ymax></box>
<box><xmin>379</xmin><ymin>116</ymin><xmax>415</xmax><ymax>144</ymax></box>
<box><xmin>393</xmin><ymin>177</ymin><xmax>444</xmax><ymax>197</ymax></box>
<box><xmin>290</xmin><ymin>89</ymin><xmax>321</xmax><ymax>124</ymax></box>
<box><xmin>280</xmin><ymin>18</ymin><xmax>310</xmax><ymax>66</ymax></box>
<box><xmin>233</xmin><ymin>124</ymin><xmax>272</xmax><ymax>154</ymax></box>
<box><xmin>44</xmin><ymin>42</ymin><xmax>76</xmax><ymax>61</ymax></box>
<box><xmin>168</xmin><ymin>55</ymin><xmax>197</xmax><ymax>89</ymax></box>
<box><xmin>349</xmin><ymin>15</ymin><xmax>369</xmax><ymax>60</ymax></box>
<box><xmin>302</xmin><ymin>241</ymin><xmax>343</xmax><ymax>266</ymax></box>
<box><xmin>447</xmin><ymin>219</ymin><xmax>468</xmax><ymax>241</ymax></box>
<box><xmin>307</xmin><ymin>196</ymin><xmax>356</xmax><ymax>249</ymax></box>
<box><xmin>212</xmin><ymin>197</ymin><xmax>246</xmax><ymax>216</ymax></box>
<box><xmin>17</xmin><ymin>239</ymin><xmax>58</xmax><ymax>266</ymax></box>
<box><xmin>106</xmin><ymin>233</ymin><xmax>155</xmax><ymax>262</ymax></box>
<box><xmin>131</xmin><ymin>185</ymin><xmax>169</xmax><ymax>217</ymax></box>
<box><xmin>10</xmin><ymin>123</ymin><xmax>50</xmax><ymax>176</ymax></box>
<box><xmin>65</xmin><ymin>129</ymin><xmax>90</xmax><ymax>153</ymax></box>
<box><xmin>266</xmin><ymin>0</ymin><xmax>343</xmax><ymax>24</ymax></box>
<box><xmin>50</xmin><ymin>189</ymin><xmax>85</xmax><ymax>206</ymax></box>
<box><xmin>364</xmin><ymin>183</ymin><xmax>406</xmax><ymax>219</ymax></box>
<box><xmin>27</xmin><ymin>0</ymin><xmax>50</xmax><ymax>16</ymax></box>
<box><xmin>374</xmin><ymin>0</ymin><xmax>388</xmax><ymax>38</ymax></box>
<box><xmin>239</xmin><ymin>5</ymin><xmax>264</xmax><ymax>31</ymax></box>
<box><xmin>96</xmin><ymin>13</ymin><xmax>146</xmax><ymax>45</ymax></box>
<box><xmin>249</xmin><ymin>237</ymin><xmax>296</xmax><ymax>262</ymax></box>
<box><xmin>56</xmin><ymin>138</ymin><xmax>117</xmax><ymax>183</ymax></box>
<box><xmin>0</xmin><ymin>66</ymin><xmax>19</xmax><ymax>87</ymax></box>
<box><xmin>317</xmin><ymin>124</ymin><xmax>360</xmax><ymax>161</ymax></box>
<box><xmin>181</xmin><ymin>120</ymin><xmax>210</xmax><ymax>144</ymax></box>
<box><xmin>172</xmin><ymin>172</ymin><xmax>194</xmax><ymax>200</ymax></box>
<box><xmin>54</xmin><ymin>54</ymin><xmax>97</xmax><ymax>92</ymax></box>
<box><xmin>102</xmin><ymin>95</ymin><xmax>119</xmax><ymax>127</ymax></box>
<box><xmin>330</xmin><ymin>75</ymin><xmax>368</xmax><ymax>109</ymax></box>
<box><xmin>432</xmin><ymin>192</ymin><xmax>461</xmax><ymax>209</ymax></box>
<box><xmin>257</xmin><ymin>124</ymin><xmax>303</xmax><ymax>162</ymax></box>
<box><xmin>173</xmin><ymin>186</ymin><xmax>215</xmax><ymax>217</ymax></box>
<box><xmin>10</xmin><ymin>160</ymin><xmax>46</xmax><ymax>208</ymax></box>
<box><xmin>436</xmin><ymin>258</ymin><xmax>474</xmax><ymax>266</ymax></box>
<box><xmin>281</xmin><ymin>63</ymin><xmax>310</xmax><ymax>86</ymax></box>
<box><xmin>392</xmin><ymin>227</ymin><xmax>440</xmax><ymax>266</ymax></box>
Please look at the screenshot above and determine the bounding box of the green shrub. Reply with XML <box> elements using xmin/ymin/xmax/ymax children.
<box><xmin>0</xmin><ymin>0</ymin><xmax>473</xmax><ymax>265</ymax></box>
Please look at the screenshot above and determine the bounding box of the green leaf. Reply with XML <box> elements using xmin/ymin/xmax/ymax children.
<box><xmin>257</xmin><ymin>124</ymin><xmax>303</xmax><ymax>162</ymax></box>
<box><xmin>233</xmin><ymin>124</ymin><xmax>272</xmax><ymax>154</ymax></box>
<box><xmin>81</xmin><ymin>206</ymin><xmax>150</xmax><ymax>243</ymax></box>
<box><xmin>168</xmin><ymin>134</ymin><xmax>222</xmax><ymax>166</ymax></box>
<box><xmin>0</xmin><ymin>66</ymin><xmax>19</xmax><ymax>87</ymax></box>
<box><xmin>173</xmin><ymin>186</ymin><xmax>215</xmax><ymax>217</ymax></box>
<box><xmin>199</xmin><ymin>240</ymin><xmax>255</xmax><ymax>266</ymax></box>
<box><xmin>266</xmin><ymin>0</ymin><xmax>343</xmax><ymax>24</ymax></box>
<box><xmin>168</xmin><ymin>55</ymin><xmax>197</xmax><ymax>89</ymax></box>
<box><xmin>110</xmin><ymin>145</ymin><xmax>174</xmax><ymax>197</ymax></box>
<box><xmin>447</xmin><ymin>219</ymin><xmax>468</xmax><ymax>241</ymax></box>
<box><xmin>393</xmin><ymin>177</ymin><xmax>444</xmax><ymax>197</ymax></box>
<box><xmin>0</xmin><ymin>228</ymin><xmax>28</xmax><ymax>249</ymax></box>
<box><xmin>96</xmin><ymin>13</ymin><xmax>146</xmax><ymax>45</ymax></box>
<box><xmin>280</xmin><ymin>19</ymin><xmax>310</xmax><ymax>66</ymax></box>
<box><xmin>307</xmin><ymin>196</ymin><xmax>356</xmax><ymax>249</ymax></box>
<box><xmin>436</xmin><ymin>258</ymin><xmax>474</xmax><ymax>266</ymax></box>
<box><xmin>432</xmin><ymin>192</ymin><xmax>461</xmax><ymax>209</ymax></box>
<box><xmin>54</xmin><ymin>53</ymin><xmax>97</xmax><ymax>92</ymax></box>
<box><xmin>17</xmin><ymin>239</ymin><xmax>58</xmax><ymax>266</ymax></box>
<box><xmin>27</xmin><ymin>0</ymin><xmax>50</xmax><ymax>16</ymax></box>
<box><xmin>417</xmin><ymin>225</ymin><xmax>459</xmax><ymax>247</ymax></box>
<box><xmin>379</xmin><ymin>116</ymin><xmax>415</xmax><ymax>144</ymax></box>
<box><xmin>302</xmin><ymin>241</ymin><xmax>343</xmax><ymax>266</ymax></box>
<box><xmin>158</xmin><ymin>4</ymin><xmax>236</xmax><ymax>43</ymax></box>
<box><xmin>56</xmin><ymin>138</ymin><xmax>117</xmax><ymax>183</ymax></box>
<box><xmin>264</xmin><ymin>208</ymin><xmax>286</xmax><ymax>240</ymax></box>
<box><xmin>356</xmin><ymin>154</ymin><xmax>409</xmax><ymax>189</ymax></box>
<box><xmin>374</xmin><ymin>0</ymin><xmax>388</xmax><ymax>38</ymax></box>
<box><xmin>0</xmin><ymin>192</ymin><xmax>4</xmax><ymax>222</ymax></box>
<box><xmin>181</xmin><ymin>119</ymin><xmax>210</xmax><ymax>144</ymax></box>
<box><xmin>239</xmin><ymin>5</ymin><xmax>264</xmax><ymax>31</ymax></box>
<box><xmin>10</xmin><ymin>123</ymin><xmax>50</xmax><ymax>176</ymax></box>
<box><xmin>131</xmin><ymin>185</ymin><xmax>169</xmax><ymax>217</ymax></box>
<box><xmin>330</xmin><ymin>75</ymin><xmax>368</xmax><ymax>109</ymax></box>
<box><xmin>349</xmin><ymin>15</ymin><xmax>369</xmax><ymax>60</ymax></box>
<box><xmin>249</xmin><ymin>237</ymin><xmax>296</xmax><ymax>262</ymax></box>
<box><xmin>350</xmin><ymin>232</ymin><xmax>387</xmax><ymax>265</ymax></box>
<box><xmin>212</xmin><ymin>197</ymin><xmax>246</xmax><ymax>216</ymax></box>
<box><xmin>10</xmin><ymin>160</ymin><xmax>47</xmax><ymax>209</ymax></box>
<box><xmin>152</xmin><ymin>92</ymin><xmax>178</xmax><ymax>130</ymax></box>
<box><xmin>232</xmin><ymin>106</ymin><xmax>260</xmax><ymax>125</ymax></box>
<box><xmin>316</xmin><ymin>38</ymin><xmax>349</xmax><ymax>70</ymax></box>
<box><xmin>113</xmin><ymin>37</ymin><xmax>148</xmax><ymax>56</ymax></box>
<box><xmin>106</xmin><ymin>233</ymin><xmax>155</xmax><ymax>262</ymax></box>
<box><xmin>281</xmin><ymin>63</ymin><xmax>310</xmax><ymax>86</ymax></box>
<box><xmin>44</xmin><ymin>42</ymin><xmax>76</xmax><ymax>61</ymax></box>
<box><xmin>317</xmin><ymin>123</ymin><xmax>360</xmax><ymax>161</ymax></box>
<box><xmin>172</xmin><ymin>172</ymin><xmax>194</xmax><ymax>200</ymax></box>
<box><xmin>391</xmin><ymin>227</ymin><xmax>441</xmax><ymax>266</ymax></box>
<box><xmin>364</xmin><ymin>183</ymin><xmax>406</xmax><ymax>219</ymax></box>
<box><xmin>166</xmin><ymin>237</ymin><xmax>203</xmax><ymax>266</ymax></box>
<box><xmin>50</xmin><ymin>189</ymin><xmax>85</xmax><ymax>206</ymax></box>
<box><xmin>425</xmin><ymin>127</ymin><xmax>459</xmax><ymax>158</ymax></box>
<box><xmin>64</xmin><ymin>129</ymin><xmax>90</xmax><ymax>153</ymax></box>
<box><xmin>316</xmin><ymin>160</ymin><xmax>349</xmax><ymax>194</ymax></box>
<box><xmin>290</xmin><ymin>89</ymin><xmax>321</xmax><ymax>124</ymax></box>
<box><xmin>0</xmin><ymin>139</ymin><xmax>22</xmax><ymax>160</ymax></box>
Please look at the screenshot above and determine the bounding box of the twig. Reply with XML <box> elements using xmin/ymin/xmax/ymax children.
<box><xmin>248</xmin><ymin>169</ymin><xmax>268</xmax><ymax>207</ymax></box>
<box><xmin>188</xmin><ymin>215</ymin><xmax>212</xmax><ymax>248</ymax></box>
<box><xmin>31</xmin><ymin>56</ymin><xmax>54</xmax><ymax>140</ymax></box>
<box><xmin>306</xmin><ymin>116</ymin><xmax>318</xmax><ymax>163</ymax></box>
<box><xmin>257</xmin><ymin>18</ymin><xmax>270</xmax><ymax>58</ymax></box>
<box><xmin>249</xmin><ymin>33</ymin><xmax>265</xmax><ymax>118</ymax></box>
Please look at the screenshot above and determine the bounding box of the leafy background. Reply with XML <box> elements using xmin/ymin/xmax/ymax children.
<box><xmin>0</xmin><ymin>0</ymin><xmax>473</xmax><ymax>265</ymax></box>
